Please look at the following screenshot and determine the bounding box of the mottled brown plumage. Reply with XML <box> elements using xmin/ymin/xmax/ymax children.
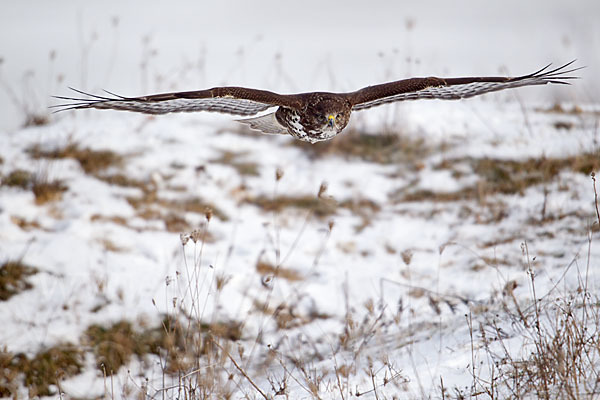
<box><xmin>53</xmin><ymin>61</ymin><xmax>580</xmax><ymax>143</ymax></box>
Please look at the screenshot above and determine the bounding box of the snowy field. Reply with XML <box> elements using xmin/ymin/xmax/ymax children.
<box><xmin>1</xmin><ymin>1</ymin><xmax>600</xmax><ymax>398</ymax></box>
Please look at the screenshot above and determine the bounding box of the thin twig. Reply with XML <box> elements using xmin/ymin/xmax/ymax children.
<box><xmin>592</xmin><ymin>172</ymin><xmax>600</xmax><ymax>226</ymax></box>
<box><xmin>370</xmin><ymin>367</ymin><xmax>380</xmax><ymax>400</ymax></box>
<box><xmin>467</xmin><ymin>312</ymin><xmax>476</xmax><ymax>396</ymax></box>
<box><xmin>274</xmin><ymin>351</ymin><xmax>314</xmax><ymax>396</ymax></box>
<box><xmin>330</xmin><ymin>346</ymin><xmax>346</xmax><ymax>400</ymax></box>
<box><xmin>212</xmin><ymin>339</ymin><xmax>269</xmax><ymax>400</ymax></box>
<box><xmin>523</xmin><ymin>241</ymin><xmax>550</xmax><ymax>398</ymax></box>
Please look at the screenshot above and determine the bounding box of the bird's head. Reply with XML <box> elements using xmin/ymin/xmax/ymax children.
<box><xmin>308</xmin><ymin>96</ymin><xmax>351</xmax><ymax>134</ymax></box>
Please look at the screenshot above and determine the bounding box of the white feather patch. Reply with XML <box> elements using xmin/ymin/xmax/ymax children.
<box><xmin>236</xmin><ymin>112</ymin><xmax>288</xmax><ymax>135</ymax></box>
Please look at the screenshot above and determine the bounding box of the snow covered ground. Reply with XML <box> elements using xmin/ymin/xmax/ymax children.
<box><xmin>1</xmin><ymin>1</ymin><xmax>599</xmax><ymax>398</ymax></box>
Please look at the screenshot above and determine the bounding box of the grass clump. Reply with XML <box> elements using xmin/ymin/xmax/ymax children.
<box><xmin>397</xmin><ymin>153</ymin><xmax>600</xmax><ymax>203</ymax></box>
<box><xmin>22</xmin><ymin>114</ymin><xmax>50</xmax><ymax>128</ymax></box>
<box><xmin>83</xmin><ymin>316</ymin><xmax>243</xmax><ymax>377</ymax></box>
<box><xmin>31</xmin><ymin>176</ymin><xmax>68</xmax><ymax>204</ymax></box>
<box><xmin>147</xmin><ymin>316</ymin><xmax>242</xmax><ymax>375</ymax></box>
<box><xmin>22</xmin><ymin>344</ymin><xmax>84</xmax><ymax>397</ymax></box>
<box><xmin>0</xmin><ymin>261</ymin><xmax>38</xmax><ymax>301</ymax></box>
<box><xmin>1</xmin><ymin>169</ymin><xmax>67</xmax><ymax>204</ymax></box>
<box><xmin>2</xmin><ymin>169</ymin><xmax>33</xmax><ymax>189</ymax></box>
<box><xmin>469</xmin><ymin>153</ymin><xmax>600</xmax><ymax>195</ymax></box>
<box><xmin>246</xmin><ymin>193</ymin><xmax>380</xmax><ymax>229</ymax></box>
<box><xmin>210</xmin><ymin>150</ymin><xmax>260</xmax><ymax>176</ymax></box>
<box><xmin>95</xmin><ymin>172</ymin><xmax>149</xmax><ymax>190</ymax></box>
<box><xmin>169</xmin><ymin>198</ymin><xmax>228</xmax><ymax>221</ymax></box>
<box><xmin>2</xmin><ymin>344</ymin><xmax>84</xmax><ymax>397</ymax></box>
<box><xmin>293</xmin><ymin>129</ymin><xmax>431</xmax><ymax>166</ymax></box>
<box><xmin>28</xmin><ymin>143</ymin><xmax>123</xmax><ymax>174</ymax></box>
<box><xmin>536</xmin><ymin>103</ymin><xmax>585</xmax><ymax>115</ymax></box>
<box><xmin>84</xmin><ymin>320</ymin><xmax>147</xmax><ymax>374</ymax></box>
<box><xmin>246</xmin><ymin>194</ymin><xmax>337</xmax><ymax>218</ymax></box>
<box><xmin>255</xmin><ymin>260</ymin><xmax>304</xmax><ymax>282</ymax></box>
<box><xmin>126</xmin><ymin>191</ymin><xmax>227</xmax><ymax>232</ymax></box>
<box><xmin>0</xmin><ymin>348</ymin><xmax>19</xmax><ymax>397</ymax></box>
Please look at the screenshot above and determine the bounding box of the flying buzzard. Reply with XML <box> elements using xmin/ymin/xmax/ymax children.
<box><xmin>53</xmin><ymin>61</ymin><xmax>579</xmax><ymax>143</ymax></box>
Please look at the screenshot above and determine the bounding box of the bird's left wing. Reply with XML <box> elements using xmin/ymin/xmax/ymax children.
<box><xmin>349</xmin><ymin>61</ymin><xmax>581</xmax><ymax>111</ymax></box>
<box><xmin>52</xmin><ymin>86</ymin><xmax>301</xmax><ymax>117</ymax></box>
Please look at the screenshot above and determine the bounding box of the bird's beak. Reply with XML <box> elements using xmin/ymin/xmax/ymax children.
<box><xmin>327</xmin><ymin>114</ymin><xmax>335</xmax><ymax>128</ymax></box>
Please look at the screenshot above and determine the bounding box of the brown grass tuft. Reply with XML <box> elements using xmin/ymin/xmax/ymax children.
<box><xmin>1</xmin><ymin>169</ymin><xmax>67</xmax><ymax>205</ymax></box>
<box><xmin>32</xmin><ymin>177</ymin><xmax>68</xmax><ymax>204</ymax></box>
<box><xmin>17</xmin><ymin>344</ymin><xmax>84</xmax><ymax>397</ymax></box>
<box><xmin>0</xmin><ymin>347</ymin><xmax>19</xmax><ymax>397</ymax></box>
<box><xmin>125</xmin><ymin>189</ymin><xmax>227</xmax><ymax>233</ymax></box>
<box><xmin>292</xmin><ymin>129</ymin><xmax>431</xmax><ymax>166</ymax></box>
<box><xmin>395</xmin><ymin>153</ymin><xmax>600</xmax><ymax>203</ymax></box>
<box><xmin>22</xmin><ymin>113</ymin><xmax>50</xmax><ymax>127</ymax></box>
<box><xmin>97</xmin><ymin>238</ymin><xmax>128</xmax><ymax>252</ymax></box>
<box><xmin>90</xmin><ymin>214</ymin><xmax>129</xmax><ymax>226</ymax></box>
<box><xmin>246</xmin><ymin>192</ymin><xmax>380</xmax><ymax>230</ymax></box>
<box><xmin>28</xmin><ymin>143</ymin><xmax>123</xmax><ymax>174</ymax></box>
<box><xmin>255</xmin><ymin>260</ymin><xmax>304</xmax><ymax>282</ymax></box>
<box><xmin>245</xmin><ymin>194</ymin><xmax>337</xmax><ymax>217</ymax></box>
<box><xmin>252</xmin><ymin>298</ymin><xmax>330</xmax><ymax>330</ymax></box>
<box><xmin>83</xmin><ymin>320</ymin><xmax>145</xmax><ymax>374</ymax></box>
<box><xmin>95</xmin><ymin>173</ymin><xmax>149</xmax><ymax>190</ymax></box>
<box><xmin>2</xmin><ymin>169</ymin><xmax>33</xmax><ymax>189</ymax></box>
<box><xmin>535</xmin><ymin>103</ymin><xmax>586</xmax><ymax>115</ymax></box>
<box><xmin>211</xmin><ymin>150</ymin><xmax>260</xmax><ymax>176</ymax></box>
<box><xmin>127</xmin><ymin>193</ymin><xmax>227</xmax><ymax>220</ymax></box>
<box><xmin>83</xmin><ymin>316</ymin><xmax>243</xmax><ymax>377</ymax></box>
<box><xmin>339</xmin><ymin>197</ymin><xmax>381</xmax><ymax>231</ymax></box>
<box><xmin>0</xmin><ymin>261</ymin><xmax>38</xmax><ymax>301</ymax></box>
<box><xmin>10</xmin><ymin>216</ymin><xmax>42</xmax><ymax>231</ymax></box>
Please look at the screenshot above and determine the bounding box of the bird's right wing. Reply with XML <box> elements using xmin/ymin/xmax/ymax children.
<box><xmin>52</xmin><ymin>86</ymin><xmax>302</xmax><ymax>117</ymax></box>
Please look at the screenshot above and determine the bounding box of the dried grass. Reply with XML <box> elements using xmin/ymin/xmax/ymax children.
<box><xmin>28</xmin><ymin>143</ymin><xmax>123</xmax><ymax>174</ymax></box>
<box><xmin>1</xmin><ymin>168</ymin><xmax>68</xmax><ymax>205</ymax></box>
<box><xmin>210</xmin><ymin>150</ymin><xmax>260</xmax><ymax>176</ymax></box>
<box><xmin>0</xmin><ymin>261</ymin><xmax>38</xmax><ymax>301</ymax></box>
<box><xmin>449</xmin><ymin>242</ymin><xmax>600</xmax><ymax>399</ymax></box>
<box><xmin>5</xmin><ymin>344</ymin><xmax>84</xmax><ymax>397</ymax></box>
<box><xmin>292</xmin><ymin>128</ymin><xmax>431</xmax><ymax>167</ymax></box>
<box><xmin>395</xmin><ymin>153</ymin><xmax>600</xmax><ymax>204</ymax></box>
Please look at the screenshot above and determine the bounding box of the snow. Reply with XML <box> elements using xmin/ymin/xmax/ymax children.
<box><xmin>1</xmin><ymin>1</ymin><xmax>600</xmax><ymax>398</ymax></box>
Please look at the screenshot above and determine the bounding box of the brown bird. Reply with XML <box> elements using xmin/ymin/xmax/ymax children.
<box><xmin>53</xmin><ymin>61</ymin><xmax>579</xmax><ymax>143</ymax></box>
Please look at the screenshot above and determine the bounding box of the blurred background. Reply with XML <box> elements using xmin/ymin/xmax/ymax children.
<box><xmin>1</xmin><ymin>0</ymin><xmax>598</xmax><ymax>131</ymax></box>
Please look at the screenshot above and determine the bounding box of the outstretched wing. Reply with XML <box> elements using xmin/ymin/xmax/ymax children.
<box><xmin>349</xmin><ymin>61</ymin><xmax>581</xmax><ymax>111</ymax></box>
<box><xmin>51</xmin><ymin>86</ymin><xmax>302</xmax><ymax>117</ymax></box>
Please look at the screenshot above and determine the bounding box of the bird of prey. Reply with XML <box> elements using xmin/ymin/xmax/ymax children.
<box><xmin>53</xmin><ymin>61</ymin><xmax>579</xmax><ymax>143</ymax></box>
